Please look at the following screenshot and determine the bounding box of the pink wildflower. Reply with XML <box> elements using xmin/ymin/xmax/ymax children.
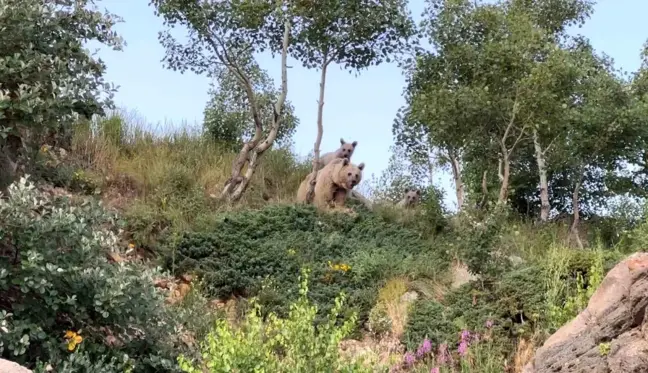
<box><xmin>458</xmin><ymin>340</ymin><xmax>469</xmax><ymax>357</ymax></box>
<box><xmin>416</xmin><ymin>338</ymin><xmax>433</xmax><ymax>358</ymax></box>
<box><xmin>431</xmin><ymin>368</ymin><xmax>440</xmax><ymax>373</ymax></box>
<box><xmin>485</xmin><ymin>319</ymin><xmax>494</xmax><ymax>329</ymax></box>
<box><xmin>403</xmin><ymin>352</ymin><xmax>416</xmax><ymax>366</ymax></box>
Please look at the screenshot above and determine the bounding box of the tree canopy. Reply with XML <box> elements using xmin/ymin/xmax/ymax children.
<box><xmin>394</xmin><ymin>0</ymin><xmax>648</xmax><ymax>226</ymax></box>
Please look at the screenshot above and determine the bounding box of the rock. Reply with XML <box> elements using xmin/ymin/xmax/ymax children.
<box><xmin>0</xmin><ymin>359</ymin><xmax>32</xmax><ymax>373</ymax></box>
<box><xmin>180</xmin><ymin>274</ymin><xmax>193</xmax><ymax>283</ymax></box>
<box><xmin>400</xmin><ymin>291</ymin><xmax>419</xmax><ymax>304</ymax></box>
<box><xmin>523</xmin><ymin>252</ymin><xmax>648</xmax><ymax>373</ymax></box>
<box><xmin>450</xmin><ymin>261</ymin><xmax>478</xmax><ymax>289</ymax></box>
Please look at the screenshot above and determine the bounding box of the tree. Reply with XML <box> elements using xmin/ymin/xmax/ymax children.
<box><xmin>397</xmin><ymin>0</ymin><xmax>533</xmax><ymax>209</ymax></box>
<box><xmin>152</xmin><ymin>0</ymin><xmax>293</xmax><ymax>202</ymax></box>
<box><xmin>559</xmin><ymin>40</ymin><xmax>637</xmax><ymax>248</ymax></box>
<box><xmin>396</xmin><ymin>0</ymin><xmax>610</xmax><ymax>221</ymax></box>
<box><xmin>291</xmin><ymin>0</ymin><xmax>416</xmax><ymax>203</ymax></box>
<box><xmin>0</xmin><ymin>0</ymin><xmax>123</xmax><ymax>189</ymax></box>
<box><xmin>203</xmin><ymin>60</ymin><xmax>299</xmax><ymax>150</ymax></box>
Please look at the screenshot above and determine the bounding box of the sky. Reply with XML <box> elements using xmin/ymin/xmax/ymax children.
<box><xmin>91</xmin><ymin>0</ymin><xmax>648</xmax><ymax>211</ymax></box>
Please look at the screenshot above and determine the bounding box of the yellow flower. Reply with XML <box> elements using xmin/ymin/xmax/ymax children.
<box><xmin>287</xmin><ymin>249</ymin><xmax>296</xmax><ymax>256</ymax></box>
<box><xmin>327</xmin><ymin>262</ymin><xmax>351</xmax><ymax>272</ymax></box>
<box><xmin>64</xmin><ymin>330</ymin><xmax>83</xmax><ymax>352</ymax></box>
<box><xmin>128</xmin><ymin>243</ymin><xmax>135</xmax><ymax>250</ymax></box>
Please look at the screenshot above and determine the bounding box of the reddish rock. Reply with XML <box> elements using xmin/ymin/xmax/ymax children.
<box><xmin>524</xmin><ymin>252</ymin><xmax>648</xmax><ymax>373</ymax></box>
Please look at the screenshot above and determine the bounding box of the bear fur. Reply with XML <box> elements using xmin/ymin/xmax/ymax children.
<box><xmin>396</xmin><ymin>188</ymin><xmax>421</xmax><ymax>208</ymax></box>
<box><xmin>317</xmin><ymin>138</ymin><xmax>358</xmax><ymax>170</ymax></box>
<box><xmin>296</xmin><ymin>158</ymin><xmax>365</xmax><ymax>209</ymax></box>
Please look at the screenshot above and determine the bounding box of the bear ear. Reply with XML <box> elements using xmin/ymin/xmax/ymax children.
<box><xmin>340</xmin><ymin>138</ymin><xmax>345</xmax><ymax>145</ymax></box>
<box><xmin>357</xmin><ymin>162</ymin><xmax>365</xmax><ymax>170</ymax></box>
<box><xmin>352</xmin><ymin>141</ymin><xmax>358</xmax><ymax>147</ymax></box>
<box><xmin>404</xmin><ymin>187</ymin><xmax>411</xmax><ymax>193</ymax></box>
<box><xmin>342</xmin><ymin>158</ymin><xmax>350</xmax><ymax>166</ymax></box>
<box><xmin>416</xmin><ymin>190</ymin><xmax>421</xmax><ymax>195</ymax></box>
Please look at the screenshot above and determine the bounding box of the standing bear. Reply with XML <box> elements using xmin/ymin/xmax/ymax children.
<box><xmin>297</xmin><ymin>158</ymin><xmax>365</xmax><ymax>209</ymax></box>
<box><xmin>316</xmin><ymin>138</ymin><xmax>358</xmax><ymax>170</ymax></box>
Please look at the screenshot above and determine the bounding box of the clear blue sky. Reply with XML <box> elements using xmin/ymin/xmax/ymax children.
<box><xmin>92</xmin><ymin>0</ymin><xmax>648</xmax><ymax>210</ymax></box>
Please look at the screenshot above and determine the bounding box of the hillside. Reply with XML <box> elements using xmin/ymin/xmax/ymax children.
<box><xmin>2</xmin><ymin>115</ymin><xmax>643</xmax><ymax>372</ymax></box>
<box><xmin>3</xmin><ymin>0</ymin><xmax>648</xmax><ymax>372</ymax></box>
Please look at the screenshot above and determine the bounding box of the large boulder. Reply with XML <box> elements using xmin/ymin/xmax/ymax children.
<box><xmin>524</xmin><ymin>252</ymin><xmax>648</xmax><ymax>373</ymax></box>
<box><xmin>0</xmin><ymin>359</ymin><xmax>32</xmax><ymax>373</ymax></box>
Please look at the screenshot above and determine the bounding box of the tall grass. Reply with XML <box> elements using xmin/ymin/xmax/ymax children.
<box><xmin>69</xmin><ymin>107</ymin><xmax>311</xmax><ymax>242</ymax></box>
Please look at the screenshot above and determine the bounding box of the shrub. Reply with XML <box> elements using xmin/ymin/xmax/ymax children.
<box><xmin>403</xmin><ymin>264</ymin><xmax>548</xmax><ymax>358</ymax></box>
<box><xmin>177</xmin><ymin>269</ymin><xmax>371</xmax><ymax>373</ymax></box>
<box><xmin>544</xmin><ymin>246</ymin><xmax>611</xmax><ymax>332</ymax></box>
<box><xmin>170</xmin><ymin>204</ymin><xmax>450</xmax><ymax>331</ymax></box>
<box><xmin>451</xmin><ymin>206</ymin><xmax>511</xmax><ymax>279</ymax></box>
<box><xmin>401</xmin><ymin>300</ymin><xmax>457</xmax><ymax>350</ymax></box>
<box><xmin>0</xmin><ymin>177</ymin><xmax>188</xmax><ymax>372</ymax></box>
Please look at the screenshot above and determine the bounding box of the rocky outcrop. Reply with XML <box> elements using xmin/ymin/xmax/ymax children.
<box><xmin>0</xmin><ymin>359</ymin><xmax>32</xmax><ymax>373</ymax></box>
<box><xmin>524</xmin><ymin>252</ymin><xmax>648</xmax><ymax>373</ymax></box>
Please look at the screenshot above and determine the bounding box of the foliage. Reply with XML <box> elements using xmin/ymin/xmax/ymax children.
<box><xmin>403</xmin><ymin>263</ymin><xmax>548</xmax><ymax>362</ymax></box>
<box><xmin>203</xmin><ymin>60</ymin><xmax>299</xmax><ymax>150</ymax></box>
<box><xmin>289</xmin><ymin>0</ymin><xmax>415</xmax><ymax>70</ymax></box>
<box><xmin>32</xmin><ymin>352</ymin><xmax>133</xmax><ymax>373</ymax></box>
<box><xmin>0</xmin><ymin>177</ymin><xmax>190</xmax><ymax>372</ymax></box>
<box><xmin>402</xmin><ymin>300</ymin><xmax>456</xmax><ymax>350</ymax></box>
<box><xmin>394</xmin><ymin>0</ymin><xmax>648</xmax><ymax>220</ymax></box>
<box><xmin>178</xmin><ymin>269</ymin><xmax>370</xmax><ymax>373</ymax></box>
<box><xmin>169</xmin><ymin>204</ymin><xmax>450</xmax><ymax>330</ymax></box>
<box><xmin>544</xmin><ymin>247</ymin><xmax>609</xmax><ymax>332</ymax></box>
<box><xmin>451</xmin><ymin>207</ymin><xmax>512</xmax><ymax>278</ymax></box>
<box><xmin>0</xmin><ymin>0</ymin><xmax>123</xmax><ymax>148</ymax></box>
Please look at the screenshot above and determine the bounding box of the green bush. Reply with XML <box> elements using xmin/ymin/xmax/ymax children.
<box><xmin>169</xmin><ymin>204</ymin><xmax>450</xmax><ymax>330</ymax></box>
<box><xmin>0</xmin><ymin>177</ymin><xmax>190</xmax><ymax>372</ymax></box>
<box><xmin>178</xmin><ymin>269</ymin><xmax>370</xmax><ymax>373</ymax></box>
<box><xmin>451</xmin><ymin>206</ymin><xmax>512</xmax><ymax>279</ymax></box>
<box><xmin>401</xmin><ymin>299</ymin><xmax>457</xmax><ymax>350</ymax></box>
<box><xmin>26</xmin><ymin>147</ymin><xmax>99</xmax><ymax>195</ymax></box>
<box><xmin>403</xmin><ymin>264</ymin><xmax>548</xmax><ymax>358</ymax></box>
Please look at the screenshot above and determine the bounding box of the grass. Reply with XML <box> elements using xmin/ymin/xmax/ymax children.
<box><xmin>66</xmin><ymin>108</ymin><xmax>311</xmax><ymax>240</ymax></box>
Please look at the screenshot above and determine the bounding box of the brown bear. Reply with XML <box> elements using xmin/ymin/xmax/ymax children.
<box><xmin>396</xmin><ymin>188</ymin><xmax>421</xmax><ymax>208</ymax></box>
<box><xmin>316</xmin><ymin>138</ymin><xmax>358</xmax><ymax>170</ymax></box>
<box><xmin>296</xmin><ymin>158</ymin><xmax>365</xmax><ymax>209</ymax></box>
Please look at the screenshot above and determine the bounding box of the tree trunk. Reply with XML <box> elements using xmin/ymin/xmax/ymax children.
<box><xmin>498</xmin><ymin>154</ymin><xmax>510</xmax><ymax>204</ymax></box>
<box><xmin>570</xmin><ymin>175</ymin><xmax>584</xmax><ymax>249</ymax></box>
<box><xmin>427</xmin><ymin>152</ymin><xmax>435</xmax><ymax>185</ymax></box>
<box><xmin>450</xmin><ymin>151</ymin><xmax>465</xmax><ymax>210</ymax></box>
<box><xmin>224</xmin><ymin>17</ymin><xmax>291</xmax><ymax>202</ymax></box>
<box><xmin>533</xmin><ymin>127</ymin><xmax>550</xmax><ymax>221</ymax></box>
<box><xmin>305</xmin><ymin>58</ymin><xmax>329</xmax><ymax>203</ymax></box>
<box><xmin>479</xmin><ymin>170</ymin><xmax>488</xmax><ymax>209</ymax></box>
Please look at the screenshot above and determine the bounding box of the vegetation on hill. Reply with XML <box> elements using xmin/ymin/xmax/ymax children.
<box><xmin>2</xmin><ymin>0</ymin><xmax>648</xmax><ymax>372</ymax></box>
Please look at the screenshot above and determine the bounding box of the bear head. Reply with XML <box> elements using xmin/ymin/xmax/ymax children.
<box><xmin>336</xmin><ymin>138</ymin><xmax>358</xmax><ymax>160</ymax></box>
<box><xmin>403</xmin><ymin>188</ymin><xmax>421</xmax><ymax>205</ymax></box>
<box><xmin>333</xmin><ymin>158</ymin><xmax>364</xmax><ymax>190</ymax></box>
